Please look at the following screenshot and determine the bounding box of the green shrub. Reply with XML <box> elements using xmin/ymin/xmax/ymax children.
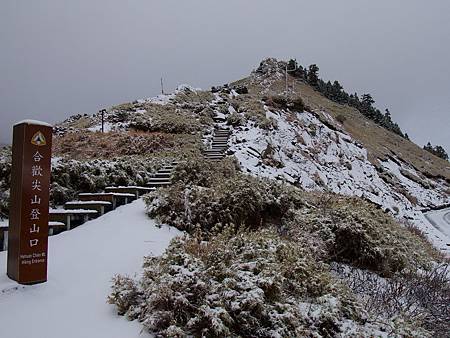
<box><xmin>0</xmin><ymin>147</ymin><xmax>11</xmax><ymax>218</ymax></box>
<box><xmin>145</xmin><ymin>173</ymin><xmax>306</xmax><ymax>234</ymax></box>
<box><xmin>226</xmin><ymin>112</ymin><xmax>245</xmax><ymax>127</ymax></box>
<box><xmin>287</xmin><ymin>195</ymin><xmax>436</xmax><ymax>275</ymax></box>
<box><xmin>110</xmin><ymin>230</ymin><xmax>370</xmax><ymax>337</ymax></box>
<box><xmin>110</xmin><ymin>230</ymin><xmax>428</xmax><ymax>337</ymax></box>
<box><xmin>172</xmin><ymin>157</ymin><xmax>238</xmax><ymax>188</ymax></box>
<box><xmin>265</xmin><ymin>95</ymin><xmax>305</xmax><ymax>112</ymax></box>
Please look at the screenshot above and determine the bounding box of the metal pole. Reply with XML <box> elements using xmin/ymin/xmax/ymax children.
<box><xmin>100</xmin><ymin>109</ymin><xmax>105</xmax><ymax>133</ymax></box>
<box><xmin>285</xmin><ymin>64</ymin><xmax>288</xmax><ymax>94</ymax></box>
<box><xmin>161</xmin><ymin>77</ymin><xmax>164</xmax><ymax>95</ymax></box>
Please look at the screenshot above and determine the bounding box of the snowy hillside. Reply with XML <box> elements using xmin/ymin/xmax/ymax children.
<box><xmin>225</xmin><ymin>106</ymin><xmax>450</xmax><ymax>252</ymax></box>
<box><xmin>116</xmin><ymin>73</ymin><xmax>449</xmax><ymax>253</ymax></box>
<box><xmin>0</xmin><ymin>200</ymin><xmax>181</xmax><ymax>338</ymax></box>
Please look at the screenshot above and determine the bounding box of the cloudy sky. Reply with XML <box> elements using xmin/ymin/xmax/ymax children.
<box><xmin>1</xmin><ymin>0</ymin><xmax>449</xmax><ymax>152</ymax></box>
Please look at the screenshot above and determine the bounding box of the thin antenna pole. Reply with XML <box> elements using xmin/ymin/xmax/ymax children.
<box><xmin>160</xmin><ymin>77</ymin><xmax>164</xmax><ymax>95</ymax></box>
<box><xmin>100</xmin><ymin>109</ymin><xmax>106</xmax><ymax>133</ymax></box>
<box><xmin>285</xmin><ymin>64</ymin><xmax>288</xmax><ymax>94</ymax></box>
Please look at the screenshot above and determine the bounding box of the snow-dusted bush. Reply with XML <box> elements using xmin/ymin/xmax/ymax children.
<box><xmin>110</xmin><ymin>230</ymin><xmax>423</xmax><ymax>337</ymax></box>
<box><xmin>0</xmin><ymin>147</ymin><xmax>11</xmax><ymax>218</ymax></box>
<box><xmin>264</xmin><ymin>95</ymin><xmax>305</xmax><ymax>112</ymax></box>
<box><xmin>145</xmin><ymin>173</ymin><xmax>306</xmax><ymax>234</ymax></box>
<box><xmin>130</xmin><ymin>108</ymin><xmax>203</xmax><ymax>134</ymax></box>
<box><xmin>333</xmin><ymin>263</ymin><xmax>450</xmax><ymax>337</ymax></box>
<box><xmin>226</xmin><ymin>112</ymin><xmax>246</xmax><ymax>127</ymax></box>
<box><xmin>287</xmin><ymin>194</ymin><xmax>438</xmax><ymax>275</ymax></box>
<box><xmin>172</xmin><ymin>157</ymin><xmax>239</xmax><ymax>188</ymax></box>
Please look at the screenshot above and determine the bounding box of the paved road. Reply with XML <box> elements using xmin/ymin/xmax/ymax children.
<box><xmin>425</xmin><ymin>207</ymin><xmax>450</xmax><ymax>239</ymax></box>
<box><xmin>444</xmin><ymin>210</ymin><xmax>450</xmax><ymax>225</ymax></box>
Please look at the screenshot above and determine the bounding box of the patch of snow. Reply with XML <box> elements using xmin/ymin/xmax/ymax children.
<box><xmin>14</xmin><ymin>119</ymin><xmax>52</xmax><ymax>127</ymax></box>
<box><xmin>65</xmin><ymin>201</ymin><xmax>112</xmax><ymax>206</ymax></box>
<box><xmin>425</xmin><ymin>207</ymin><xmax>450</xmax><ymax>240</ymax></box>
<box><xmin>49</xmin><ymin>208</ymin><xmax>98</xmax><ymax>214</ymax></box>
<box><xmin>87</xmin><ymin>122</ymin><xmax>115</xmax><ymax>133</ymax></box>
<box><xmin>0</xmin><ymin>199</ymin><xmax>181</xmax><ymax>338</ymax></box>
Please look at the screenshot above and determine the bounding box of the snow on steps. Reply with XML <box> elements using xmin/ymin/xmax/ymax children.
<box><xmin>203</xmin><ymin>127</ymin><xmax>230</xmax><ymax>161</ymax></box>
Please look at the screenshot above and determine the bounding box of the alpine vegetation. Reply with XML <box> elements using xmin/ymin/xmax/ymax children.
<box><xmin>110</xmin><ymin>158</ymin><xmax>448</xmax><ymax>337</ymax></box>
<box><xmin>106</xmin><ymin>59</ymin><xmax>450</xmax><ymax>337</ymax></box>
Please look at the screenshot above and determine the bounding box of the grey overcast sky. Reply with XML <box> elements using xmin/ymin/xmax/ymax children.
<box><xmin>1</xmin><ymin>0</ymin><xmax>449</xmax><ymax>152</ymax></box>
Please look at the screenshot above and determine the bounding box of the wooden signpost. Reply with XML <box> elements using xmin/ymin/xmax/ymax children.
<box><xmin>7</xmin><ymin>120</ymin><xmax>52</xmax><ymax>284</ymax></box>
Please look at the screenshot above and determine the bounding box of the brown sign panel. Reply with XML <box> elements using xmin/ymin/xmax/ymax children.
<box><xmin>7</xmin><ymin>121</ymin><xmax>52</xmax><ymax>284</ymax></box>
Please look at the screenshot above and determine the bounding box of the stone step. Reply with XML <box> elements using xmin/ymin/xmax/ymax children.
<box><xmin>146</xmin><ymin>181</ymin><xmax>172</xmax><ymax>188</ymax></box>
<box><xmin>153</xmin><ymin>172</ymin><xmax>172</xmax><ymax>179</ymax></box>
<box><xmin>205</xmin><ymin>156</ymin><xmax>225</xmax><ymax>160</ymax></box>
<box><xmin>158</xmin><ymin>168</ymin><xmax>173</xmax><ymax>173</ymax></box>
<box><xmin>105</xmin><ymin>186</ymin><xmax>156</xmax><ymax>198</ymax></box>
<box><xmin>48</xmin><ymin>221</ymin><xmax>66</xmax><ymax>236</ymax></box>
<box><xmin>147</xmin><ymin>177</ymin><xmax>172</xmax><ymax>183</ymax></box>
<box><xmin>49</xmin><ymin>209</ymin><xmax>99</xmax><ymax>231</ymax></box>
<box><xmin>78</xmin><ymin>192</ymin><xmax>135</xmax><ymax>208</ymax></box>
<box><xmin>64</xmin><ymin>201</ymin><xmax>112</xmax><ymax>216</ymax></box>
<box><xmin>204</xmin><ymin>153</ymin><xmax>224</xmax><ymax>157</ymax></box>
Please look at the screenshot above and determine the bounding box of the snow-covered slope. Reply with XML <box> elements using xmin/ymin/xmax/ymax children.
<box><xmin>222</xmin><ymin>106</ymin><xmax>450</xmax><ymax>252</ymax></box>
<box><xmin>58</xmin><ymin>72</ymin><xmax>449</xmax><ymax>254</ymax></box>
<box><xmin>0</xmin><ymin>199</ymin><xmax>181</xmax><ymax>338</ymax></box>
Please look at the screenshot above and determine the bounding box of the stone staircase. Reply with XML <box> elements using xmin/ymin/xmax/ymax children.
<box><xmin>203</xmin><ymin>128</ymin><xmax>230</xmax><ymax>161</ymax></box>
<box><xmin>146</xmin><ymin>161</ymin><xmax>178</xmax><ymax>188</ymax></box>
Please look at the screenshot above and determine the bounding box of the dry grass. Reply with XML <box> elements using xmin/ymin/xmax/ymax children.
<box><xmin>59</xmin><ymin>115</ymin><xmax>95</xmax><ymax>129</ymax></box>
<box><xmin>53</xmin><ymin>130</ymin><xmax>202</xmax><ymax>160</ymax></box>
<box><xmin>171</xmin><ymin>89</ymin><xmax>214</xmax><ymax>105</ymax></box>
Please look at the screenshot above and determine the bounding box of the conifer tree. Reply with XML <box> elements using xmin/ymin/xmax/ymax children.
<box><xmin>307</xmin><ymin>64</ymin><xmax>319</xmax><ymax>87</ymax></box>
